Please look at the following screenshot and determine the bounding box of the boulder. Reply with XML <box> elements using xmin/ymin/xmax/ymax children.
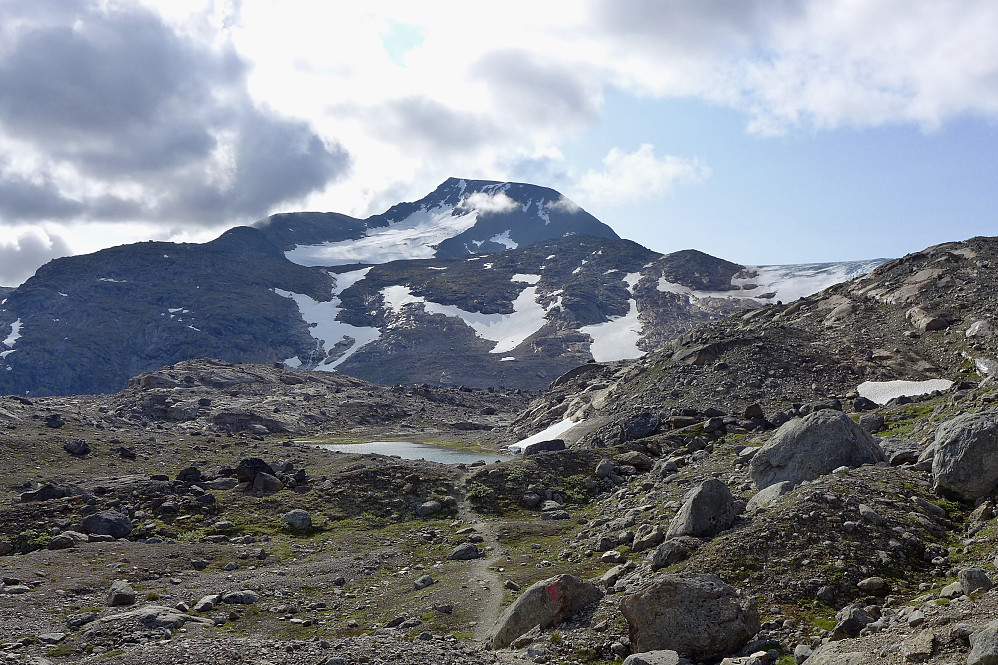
<box><xmin>448</xmin><ymin>543</ymin><xmax>481</xmax><ymax>560</ymax></box>
<box><xmin>623</xmin><ymin>411</ymin><xmax>660</xmax><ymax>440</ymax></box>
<box><xmin>48</xmin><ymin>531</ymin><xmax>88</xmax><ymax>550</ymax></box>
<box><xmin>415</xmin><ymin>500</ymin><xmax>442</xmax><ymax>517</ymax></box>
<box><xmin>252</xmin><ymin>472</ymin><xmax>284</xmax><ymax>493</ymax></box>
<box><xmin>176</xmin><ymin>466</ymin><xmax>202</xmax><ymax>483</ymax></box>
<box><xmin>521</xmin><ymin>439</ymin><xmax>566</xmax><ymax>456</ymax></box>
<box><xmin>620</xmin><ymin>573</ymin><xmax>759</xmax><ymax>661</ymax></box>
<box><xmin>281</xmin><ymin>509</ymin><xmax>312</xmax><ymax>532</ymax></box>
<box><xmin>615</xmin><ymin>451</ymin><xmax>655</xmax><ymax>471</ymax></box>
<box><xmin>489</xmin><ymin>574</ymin><xmax>603</xmax><ymax>649</ymax></box>
<box><xmin>63</xmin><ymin>438</ymin><xmax>90</xmax><ymax>456</ymax></box>
<box><xmin>648</xmin><ymin>538</ymin><xmax>699</xmax><ymax>571</ymax></box>
<box><xmin>19</xmin><ymin>483</ymin><xmax>91</xmax><ymax>502</ymax></box>
<box><xmin>749</xmin><ymin>410</ymin><xmax>885</xmax><ymax>489</ymax></box>
<box><xmin>931</xmin><ymin>411</ymin><xmax>998</xmax><ymax>499</ymax></box>
<box><xmin>745</xmin><ymin>481</ymin><xmax>796</xmax><ymax>512</ymax></box>
<box><xmin>970</xmin><ymin>621</ymin><xmax>998</xmax><ymax>665</ymax></box>
<box><xmin>631</xmin><ymin>524</ymin><xmax>665</xmax><ymax>553</ymax></box>
<box><xmin>221</xmin><ymin>589</ymin><xmax>259</xmax><ymax>604</ymax></box>
<box><xmin>107</xmin><ymin>580</ymin><xmax>136</xmax><ymax>607</ymax></box>
<box><xmin>234</xmin><ymin>458</ymin><xmax>272</xmax><ymax>484</ymax></box>
<box><xmin>665</xmin><ymin>479</ymin><xmax>739</xmax><ymax>539</ymax></box>
<box><xmin>960</xmin><ymin>568</ymin><xmax>993</xmax><ymax>596</ymax></box>
<box><xmin>82</xmin><ymin>510</ymin><xmax>132</xmax><ymax>539</ymax></box>
<box><xmin>89</xmin><ymin>605</ymin><xmax>213</xmax><ymax>631</ymax></box>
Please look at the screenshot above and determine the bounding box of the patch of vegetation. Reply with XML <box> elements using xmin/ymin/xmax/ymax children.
<box><xmin>46</xmin><ymin>645</ymin><xmax>75</xmax><ymax>657</ymax></box>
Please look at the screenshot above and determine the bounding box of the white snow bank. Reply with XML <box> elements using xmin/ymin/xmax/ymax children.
<box><xmin>285</xmin><ymin>204</ymin><xmax>479</xmax><ymax>266</ymax></box>
<box><xmin>511</xmin><ymin>273</ymin><xmax>541</xmax><ymax>284</ymax></box>
<box><xmin>580</xmin><ymin>300</ymin><xmax>643</xmax><ymax>362</ymax></box>
<box><xmin>275</xmin><ymin>280</ymin><xmax>380</xmax><ymax>370</ymax></box>
<box><xmin>1</xmin><ymin>319</ymin><xmax>23</xmax><ymax>359</ymax></box>
<box><xmin>490</xmin><ymin>231</ymin><xmax>518</xmax><ymax>250</ymax></box>
<box><xmin>508</xmin><ymin>418</ymin><xmax>579</xmax><ymax>453</ymax></box>
<box><xmin>731</xmin><ymin>260</ymin><xmax>885</xmax><ymax>303</ymax></box>
<box><xmin>382</xmin><ymin>278</ymin><xmax>549</xmax><ymax>354</ymax></box>
<box><xmin>857</xmin><ymin>379</ymin><xmax>954</xmax><ymax>405</ymax></box>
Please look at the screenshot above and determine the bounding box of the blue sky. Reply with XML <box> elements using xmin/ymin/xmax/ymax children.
<box><xmin>568</xmin><ymin>92</ymin><xmax>998</xmax><ymax>263</ymax></box>
<box><xmin>1</xmin><ymin>1</ymin><xmax>997</xmax><ymax>284</ymax></box>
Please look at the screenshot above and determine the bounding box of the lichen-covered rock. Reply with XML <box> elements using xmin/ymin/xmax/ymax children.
<box><xmin>665</xmin><ymin>479</ymin><xmax>739</xmax><ymax>539</ymax></box>
<box><xmin>619</xmin><ymin>574</ymin><xmax>758</xmax><ymax>661</ymax></box>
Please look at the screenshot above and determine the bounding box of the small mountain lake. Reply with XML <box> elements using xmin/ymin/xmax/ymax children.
<box><xmin>313</xmin><ymin>441</ymin><xmax>513</xmax><ymax>465</ymax></box>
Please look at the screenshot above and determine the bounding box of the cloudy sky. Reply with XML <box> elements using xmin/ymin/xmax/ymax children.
<box><xmin>0</xmin><ymin>0</ymin><xmax>996</xmax><ymax>286</ymax></box>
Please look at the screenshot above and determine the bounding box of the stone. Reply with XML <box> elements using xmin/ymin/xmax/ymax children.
<box><xmin>970</xmin><ymin>621</ymin><xmax>998</xmax><ymax>665</ymax></box>
<box><xmin>90</xmin><ymin>604</ymin><xmax>213</xmax><ymax>631</ymax></box>
<box><xmin>631</xmin><ymin>524</ymin><xmax>665</xmax><ymax>553</ymax></box>
<box><xmin>622</xmin><ymin>651</ymin><xmax>683</xmax><ymax>665</ymax></box>
<box><xmin>193</xmin><ymin>594</ymin><xmax>220</xmax><ymax>612</ymax></box>
<box><xmin>745</xmin><ymin>481</ymin><xmax>796</xmax><ymax>512</ymax></box>
<box><xmin>859</xmin><ymin>412</ymin><xmax>885</xmax><ymax>433</ymax></box>
<box><xmin>939</xmin><ymin>581</ymin><xmax>963</xmax><ymax>599</ymax></box>
<box><xmin>281</xmin><ymin>509</ymin><xmax>312</xmax><ymax>532</ymax></box>
<box><xmin>856</xmin><ymin>576</ymin><xmax>888</xmax><ymax>595</ymax></box>
<box><xmin>932</xmin><ymin>411</ymin><xmax>998</xmax><ymax>500</ymax></box>
<box><xmin>489</xmin><ymin>573</ymin><xmax>603</xmax><ymax>649</ymax></box>
<box><xmin>968</xmin><ymin>320</ymin><xmax>998</xmax><ymax>338</ymax></box>
<box><xmin>447</xmin><ymin>543</ymin><xmax>481</xmax><ymax>560</ymax></box>
<box><xmin>415</xmin><ymin>500</ymin><xmax>442</xmax><ymax>517</ymax></box>
<box><xmin>414</xmin><ymin>575</ymin><xmax>435</xmax><ymax>590</ymax></box>
<box><xmin>107</xmin><ymin>580</ymin><xmax>136</xmax><ymax>606</ymax></box>
<box><xmin>620</xmin><ymin>573</ymin><xmax>759</xmax><ymax>661</ymax></box>
<box><xmin>744</xmin><ymin>403</ymin><xmax>765</xmax><ymax>420</ymax></box>
<box><xmin>907</xmin><ymin>306</ymin><xmax>948</xmax><ymax>332</ymax></box>
<box><xmin>595</xmin><ymin>459</ymin><xmax>615</xmax><ymax>479</ymax></box>
<box><xmin>960</xmin><ymin>568</ymin><xmax>993</xmax><ymax>596</ymax></box>
<box><xmin>832</xmin><ymin>604</ymin><xmax>874</xmax><ymax>638</ymax></box>
<box><xmin>793</xmin><ymin>644</ymin><xmax>812</xmax><ymax>664</ymax></box>
<box><xmin>221</xmin><ymin>589</ymin><xmax>259</xmax><ymax>604</ymax></box>
<box><xmin>65</xmin><ymin>611</ymin><xmax>98</xmax><ymax>629</ymax></box>
<box><xmin>665</xmin><ymin>479</ymin><xmax>739</xmax><ymax>539</ymax></box>
<box><xmin>45</xmin><ymin>413</ymin><xmax>65</xmax><ymax>428</ymax></box>
<box><xmin>82</xmin><ymin>510</ymin><xmax>132</xmax><ymax>539</ymax></box>
<box><xmin>63</xmin><ymin>438</ymin><xmax>90</xmax><ymax>456</ymax></box>
<box><xmin>253</xmin><ymin>472</ymin><xmax>284</xmax><ymax>493</ymax></box>
<box><xmin>648</xmin><ymin>538</ymin><xmax>697</xmax><ymax>571</ymax></box>
<box><xmin>623</xmin><ymin>411</ymin><xmax>660</xmax><ymax>439</ymax></box>
<box><xmin>749</xmin><ymin>410</ymin><xmax>885</xmax><ymax>489</ymax></box>
<box><xmin>615</xmin><ymin>451</ymin><xmax>655</xmax><ymax>471</ymax></box>
<box><xmin>176</xmin><ymin>466</ymin><xmax>202</xmax><ymax>483</ymax></box>
<box><xmin>48</xmin><ymin>530</ymin><xmax>88</xmax><ymax>550</ymax></box>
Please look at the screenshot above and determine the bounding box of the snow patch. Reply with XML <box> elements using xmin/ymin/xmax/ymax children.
<box><xmin>98</xmin><ymin>277</ymin><xmax>126</xmax><ymax>283</ymax></box>
<box><xmin>332</xmin><ymin>267</ymin><xmax>371</xmax><ymax>296</ymax></box>
<box><xmin>731</xmin><ymin>260</ymin><xmax>885</xmax><ymax>303</ymax></box>
<box><xmin>508</xmin><ymin>418</ymin><xmax>579</xmax><ymax>453</ymax></box>
<box><xmin>500</xmin><ymin>357</ymin><xmax>516</xmax><ymax>362</ymax></box>
<box><xmin>489</xmin><ymin>230</ymin><xmax>518</xmax><ymax>250</ymax></box>
<box><xmin>275</xmin><ymin>283</ymin><xmax>381</xmax><ymax>371</ymax></box>
<box><xmin>580</xmin><ymin>300</ymin><xmax>644</xmax><ymax>363</ymax></box>
<box><xmin>1</xmin><ymin>318</ymin><xmax>22</xmax><ymax>359</ymax></box>
<box><xmin>511</xmin><ymin>273</ymin><xmax>541</xmax><ymax>285</ymax></box>
<box><xmin>857</xmin><ymin>379</ymin><xmax>954</xmax><ymax>405</ymax></box>
<box><xmin>285</xmin><ymin>204</ymin><xmax>480</xmax><ymax>266</ymax></box>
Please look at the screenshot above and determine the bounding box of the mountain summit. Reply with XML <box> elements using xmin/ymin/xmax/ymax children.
<box><xmin>255</xmin><ymin>178</ymin><xmax>618</xmax><ymax>266</ymax></box>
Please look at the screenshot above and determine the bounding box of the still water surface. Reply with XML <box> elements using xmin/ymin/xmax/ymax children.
<box><xmin>315</xmin><ymin>441</ymin><xmax>512</xmax><ymax>465</ymax></box>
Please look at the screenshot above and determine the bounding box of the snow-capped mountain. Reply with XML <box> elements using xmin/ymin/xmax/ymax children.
<box><xmin>0</xmin><ymin>178</ymin><xmax>885</xmax><ymax>396</ymax></box>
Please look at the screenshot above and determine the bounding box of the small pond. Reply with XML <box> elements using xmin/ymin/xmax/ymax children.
<box><xmin>314</xmin><ymin>441</ymin><xmax>513</xmax><ymax>465</ymax></box>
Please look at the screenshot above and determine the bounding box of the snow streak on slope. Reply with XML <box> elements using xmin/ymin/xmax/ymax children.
<box><xmin>276</xmin><ymin>268</ymin><xmax>380</xmax><ymax>370</ymax></box>
<box><xmin>382</xmin><ymin>275</ymin><xmax>548</xmax><ymax>354</ymax></box>
<box><xmin>1</xmin><ymin>319</ymin><xmax>22</xmax><ymax>359</ymax></box>
<box><xmin>580</xmin><ymin>273</ymin><xmax>644</xmax><ymax>363</ymax></box>
<box><xmin>285</xmin><ymin>205</ymin><xmax>480</xmax><ymax>266</ymax></box>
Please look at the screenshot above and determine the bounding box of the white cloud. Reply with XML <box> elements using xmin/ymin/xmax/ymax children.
<box><xmin>574</xmin><ymin>144</ymin><xmax>710</xmax><ymax>206</ymax></box>
<box><xmin>0</xmin><ymin>226</ymin><xmax>73</xmax><ymax>286</ymax></box>
<box><xmin>458</xmin><ymin>191</ymin><xmax>518</xmax><ymax>214</ymax></box>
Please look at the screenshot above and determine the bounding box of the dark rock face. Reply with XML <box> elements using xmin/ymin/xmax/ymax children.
<box><xmin>620</xmin><ymin>574</ymin><xmax>759</xmax><ymax>661</ymax></box>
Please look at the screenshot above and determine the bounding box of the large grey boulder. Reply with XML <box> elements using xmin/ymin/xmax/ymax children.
<box><xmin>619</xmin><ymin>574</ymin><xmax>759</xmax><ymax>661</ymax></box>
<box><xmin>931</xmin><ymin>411</ymin><xmax>998</xmax><ymax>499</ymax></box>
<box><xmin>489</xmin><ymin>574</ymin><xmax>602</xmax><ymax>649</ymax></box>
<box><xmin>970</xmin><ymin>621</ymin><xmax>998</xmax><ymax>665</ymax></box>
<box><xmin>88</xmin><ymin>605</ymin><xmax>213</xmax><ymax>631</ymax></box>
<box><xmin>665</xmin><ymin>479</ymin><xmax>739</xmax><ymax>539</ymax></box>
<box><xmin>749</xmin><ymin>410</ymin><xmax>885</xmax><ymax>489</ymax></box>
<box><xmin>281</xmin><ymin>509</ymin><xmax>312</xmax><ymax>532</ymax></box>
<box><xmin>107</xmin><ymin>580</ymin><xmax>136</xmax><ymax>607</ymax></box>
<box><xmin>82</xmin><ymin>510</ymin><xmax>132</xmax><ymax>539</ymax></box>
<box><xmin>806</xmin><ymin>643</ymin><xmax>873</xmax><ymax>665</ymax></box>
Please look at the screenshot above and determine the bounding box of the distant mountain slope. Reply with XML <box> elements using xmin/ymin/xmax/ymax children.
<box><xmin>0</xmin><ymin>178</ymin><xmax>884</xmax><ymax>396</ymax></box>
